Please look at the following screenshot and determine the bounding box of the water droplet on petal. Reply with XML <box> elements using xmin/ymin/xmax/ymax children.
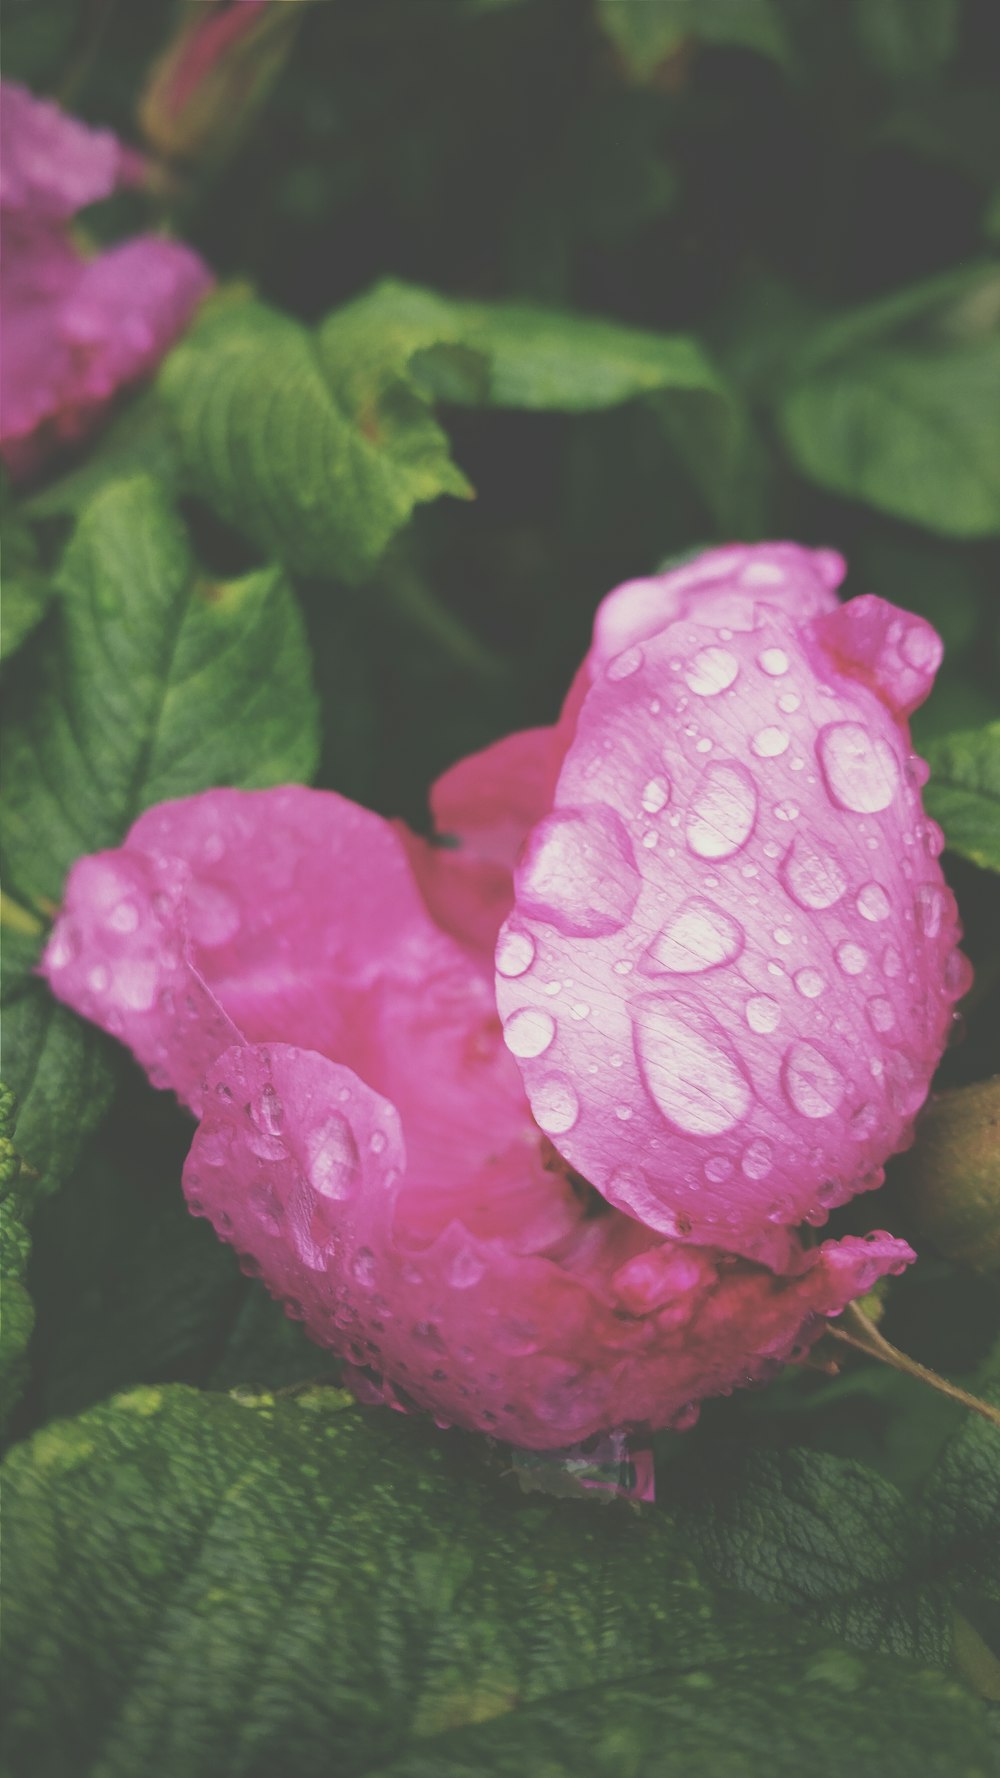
<box><xmin>758</xmin><ymin>648</ymin><xmax>789</xmax><ymax>676</ymax></box>
<box><xmin>752</xmin><ymin>727</ymin><xmax>789</xmax><ymax>758</ymax></box>
<box><xmin>496</xmin><ymin>926</ymin><xmax>536</xmax><ymax>978</ymax></box>
<box><xmin>186</xmin><ymin>881</ymin><xmax>241</xmax><ymax>947</ymax></box>
<box><xmin>113</xmin><ymin>959</ymin><xmax>159</xmax><ymax>1011</ymax></box>
<box><xmin>448</xmin><ymin>1248</ymin><xmax>485</xmax><ymax>1289</ymax></box>
<box><xmin>867</xmin><ymin>996</ymin><xmax>895</xmax><ymax>1033</ymax></box>
<box><xmin>741</xmin><ymin>1138</ymin><xmax>772</xmax><ymax>1179</ymax></box>
<box><xmin>251</xmin><ymin>1083</ymin><xmax>284</xmax><ymax>1135</ymax></box>
<box><xmin>817</xmin><ymin>722</ymin><xmax>900</xmax><ymax>814</ymax></box>
<box><xmin>794</xmin><ymin>968</ymin><xmax>826</xmax><ymax>999</ymax></box>
<box><xmin>108</xmin><ymin>900</ymin><xmax>140</xmax><ymax>934</ymax></box>
<box><xmin>606</xmin><ymin>644</ymin><xmax>644</xmax><ymax>681</ymax></box>
<box><xmin>857</xmin><ymin>882</ymin><xmax>890</xmax><ymax>922</ymax></box>
<box><xmin>88</xmin><ymin>964</ymin><xmax>111</xmax><ymax>993</ymax></box>
<box><xmin>305</xmin><ymin>1113</ymin><xmax>360</xmax><ymax>1199</ymax></box>
<box><xmin>686</xmin><ymin>762</ymin><xmax>757</xmax><ymax>859</ymax></box>
<box><xmin>944</xmin><ymin>949</ymin><xmax>974</xmax><ymax>1000</ymax></box>
<box><xmin>532</xmin><ymin>1075</ymin><xmax>579</xmax><ymax>1135</ymax></box>
<box><xmin>779</xmin><ymin>835</ymin><xmax>848</xmax><ymax>910</ymax></box>
<box><xmin>685</xmin><ymin>646</ymin><xmax>739</xmax><ymax>696</ymax></box>
<box><xmin>782</xmin><ymin>1041</ymin><xmax>844</xmax><ymax>1119</ymax></box>
<box><xmin>635</xmin><ymin>996</ymin><xmax>752</xmax><ymax>1136</ymax></box>
<box><xmin>746</xmin><ymin>995</ymin><xmax>780</xmax><ymax>1034</ymax></box>
<box><xmin>836</xmin><ymin>942</ymin><xmax>868</xmax><ymax>976</ymax></box>
<box><xmin>778</xmin><ymin>692</ymin><xmax>801</xmax><ymax>714</ymax></box>
<box><xmin>643</xmin><ymin>899</ymin><xmax>744</xmax><ymax>975</ymax></box>
<box><xmin>352</xmin><ymin>1247</ymin><xmax>376</xmax><ymax>1288</ymax></box>
<box><xmin>503</xmin><ymin>1007</ymin><xmax>556</xmax><ymax>1058</ymax></box>
<box><xmin>641</xmin><ymin>776</ymin><xmax>671</xmax><ymax>814</ymax></box>
<box><xmin>518</xmin><ymin>806</ymin><xmax>639</xmax><ymax>937</ymax></box>
<box><xmin>915</xmin><ymin>883</ymin><xmax>944</xmax><ymax>937</ymax></box>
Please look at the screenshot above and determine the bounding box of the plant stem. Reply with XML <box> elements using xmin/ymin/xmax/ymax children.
<box><xmin>825</xmin><ymin>1302</ymin><xmax>1000</xmax><ymax>1430</ymax></box>
<box><xmin>381</xmin><ymin>562</ymin><xmax>507</xmax><ymax>681</ymax></box>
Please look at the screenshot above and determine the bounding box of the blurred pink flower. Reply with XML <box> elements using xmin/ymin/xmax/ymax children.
<box><xmin>42</xmin><ymin>544</ymin><xmax>969</xmax><ymax>1449</ymax></box>
<box><xmin>0</xmin><ymin>81</ymin><xmax>212</xmax><ymax>479</ymax></box>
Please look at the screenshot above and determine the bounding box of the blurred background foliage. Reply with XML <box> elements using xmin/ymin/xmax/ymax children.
<box><xmin>3</xmin><ymin>0</ymin><xmax>998</xmax><ymax>1527</ymax></box>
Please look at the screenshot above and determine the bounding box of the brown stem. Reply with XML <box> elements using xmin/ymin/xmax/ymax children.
<box><xmin>825</xmin><ymin>1303</ymin><xmax>1000</xmax><ymax>1430</ymax></box>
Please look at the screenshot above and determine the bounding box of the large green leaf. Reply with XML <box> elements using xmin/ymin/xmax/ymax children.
<box><xmin>596</xmin><ymin>0</ymin><xmax>791</xmax><ymax>81</ymax></box>
<box><xmin>0</xmin><ymin>980</ymin><xmax>114</xmax><ymax>1213</ymax></box>
<box><xmin>2</xmin><ymin>1388</ymin><xmax>993</xmax><ymax>1778</ymax></box>
<box><xmin>160</xmin><ymin>281</ymin><xmax>744</xmax><ymax>580</ymax></box>
<box><xmin>0</xmin><ymin>474</ymin><xmax>319</xmax><ymax>908</ymax></box>
<box><xmin>0</xmin><ymin>1084</ymin><xmax>34</xmax><ymax>1431</ymax></box>
<box><xmin>0</xmin><ymin>484</ymin><xmax>52</xmax><ymax>661</ymax></box>
<box><xmin>778</xmin><ymin>265</ymin><xmax>1000</xmax><ymax>537</ymax></box>
<box><xmin>924</xmin><ymin>722</ymin><xmax>1000</xmax><ymax>872</ymax></box>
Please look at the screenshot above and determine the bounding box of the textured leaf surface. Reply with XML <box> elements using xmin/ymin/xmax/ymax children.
<box><xmin>596</xmin><ymin>0</ymin><xmax>791</xmax><ymax>81</ymax></box>
<box><xmin>778</xmin><ymin>267</ymin><xmax>1000</xmax><ymax>536</ymax></box>
<box><xmin>0</xmin><ymin>1085</ymin><xmax>34</xmax><ymax>1430</ymax></box>
<box><xmin>160</xmin><ymin>282</ymin><xmax>734</xmax><ymax>579</ymax></box>
<box><xmin>0</xmin><ymin>966</ymin><xmax>115</xmax><ymax>1211</ymax></box>
<box><xmin>0</xmin><ymin>474</ymin><xmax>319</xmax><ymax>907</ymax></box>
<box><xmin>0</xmin><ymin>488</ymin><xmax>51</xmax><ymax>660</ymax></box>
<box><xmin>924</xmin><ymin>723</ymin><xmax>1000</xmax><ymax>872</ymax></box>
<box><xmin>2</xmin><ymin>1388</ymin><xmax>993</xmax><ymax>1778</ymax></box>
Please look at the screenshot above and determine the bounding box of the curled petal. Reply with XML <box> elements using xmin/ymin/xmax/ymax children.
<box><xmin>187</xmin><ymin>1039</ymin><xmax>913</xmax><ymax>1448</ymax></box>
<box><xmin>498</xmin><ymin>561</ymin><xmax>967</xmax><ymax>1260</ymax></box>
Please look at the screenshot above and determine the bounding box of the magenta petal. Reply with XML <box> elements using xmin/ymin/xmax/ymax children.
<box><xmin>186</xmin><ymin>1036</ymin><xmax>913</xmax><ymax>1447</ymax></box>
<box><xmin>0</xmin><ymin>81</ymin><xmax>139</xmax><ymax>220</ymax></box>
<box><xmin>59</xmin><ymin>236</ymin><xmax>212</xmax><ymax>391</ymax></box>
<box><xmin>498</xmin><ymin>564</ymin><xmax>968</xmax><ymax>1260</ymax></box>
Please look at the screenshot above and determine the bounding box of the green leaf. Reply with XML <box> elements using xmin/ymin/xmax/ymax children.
<box><xmin>924</xmin><ymin>722</ymin><xmax>1000</xmax><ymax>872</ymax></box>
<box><xmin>2</xmin><ymin>1388</ymin><xmax>993</xmax><ymax>1778</ymax></box>
<box><xmin>596</xmin><ymin>0</ymin><xmax>791</xmax><ymax>82</ymax></box>
<box><xmin>920</xmin><ymin>1370</ymin><xmax>1000</xmax><ymax>1608</ymax></box>
<box><xmin>0</xmin><ymin>484</ymin><xmax>51</xmax><ymax>661</ymax></box>
<box><xmin>21</xmin><ymin>392</ymin><xmax>181</xmax><ymax>523</ymax></box>
<box><xmin>778</xmin><ymin>265</ymin><xmax>1000</xmax><ymax>537</ymax></box>
<box><xmin>663</xmin><ymin>1445</ymin><xmax>953</xmax><ymax>1663</ymax></box>
<box><xmin>852</xmin><ymin>0</ymin><xmax>960</xmax><ymax>83</ymax></box>
<box><xmin>160</xmin><ymin>281</ymin><xmax>746</xmax><ymax>579</ymax></box>
<box><xmin>0</xmin><ymin>974</ymin><xmax>114</xmax><ymax>1213</ymax></box>
<box><xmin>0</xmin><ymin>1084</ymin><xmax>34</xmax><ymax>1430</ymax></box>
<box><xmin>159</xmin><ymin>295</ymin><xmax>474</xmax><ymax>584</ymax></box>
<box><xmin>0</xmin><ymin>474</ymin><xmax>319</xmax><ymax>908</ymax></box>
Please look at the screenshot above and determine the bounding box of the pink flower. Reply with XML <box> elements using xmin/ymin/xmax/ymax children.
<box><xmin>1</xmin><ymin>82</ymin><xmax>212</xmax><ymax>480</ymax></box>
<box><xmin>41</xmin><ymin>544</ymin><xmax>969</xmax><ymax>1449</ymax></box>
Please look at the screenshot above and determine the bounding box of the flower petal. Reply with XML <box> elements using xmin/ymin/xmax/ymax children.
<box><xmin>497</xmin><ymin>560</ymin><xmax>967</xmax><ymax>1260</ymax></box>
<box><xmin>187</xmin><ymin>1039</ymin><xmax>913</xmax><ymax>1448</ymax></box>
<box><xmin>0</xmin><ymin>81</ymin><xmax>140</xmax><ymax>220</ymax></box>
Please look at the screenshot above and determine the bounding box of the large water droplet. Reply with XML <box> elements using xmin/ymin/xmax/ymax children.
<box><xmin>305</xmin><ymin>1112</ymin><xmax>360</xmax><ymax>1199</ymax></box>
<box><xmin>758</xmin><ymin>648</ymin><xmax>789</xmax><ymax>676</ymax></box>
<box><xmin>836</xmin><ymin>941</ymin><xmax>868</xmax><ymax>977</ymax></box>
<box><xmin>782</xmin><ymin>1041</ymin><xmax>844</xmax><ymax>1119</ymax></box>
<box><xmin>685</xmin><ymin>646</ymin><xmax>739</xmax><ymax>696</ymax></box>
<box><xmin>856</xmin><ymin>882</ymin><xmax>890</xmax><ymax>922</ymax></box>
<box><xmin>641</xmin><ymin>776</ymin><xmax>671</xmax><ymax>814</ymax></box>
<box><xmin>518</xmin><ymin>806</ymin><xmax>639</xmax><ymax>937</ymax></box>
<box><xmin>752</xmin><ymin>727</ymin><xmax>789</xmax><ymax>758</ymax></box>
<box><xmin>503</xmin><ymin>1007</ymin><xmax>556</xmax><ymax>1059</ymax></box>
<box><xmin>635</xmin><ymin>996</ymin><xmax>752</xmax><ymax>1136</ymax></box>
<box><xmin>794</xmin><ymin>968</ymin><xmax>826</xmax><ymax>999</ymax></box>
<box><xmin>746</xmin><ymin>995</ymin><xmax>780</xmax><ymax>1034</ymax></box>
<box><xmin>643</xmin><ymin>898</ymin><xmax>744</xmax><ymax>975</ymax></box>
<box><xmin>532</xmin><ymin>1075</ymin><xmax>579</xmax><ymax>1135</ymax></box>
<box><xmin>817</xmin><ymin>722</ymin><xmax>900</xmax><ymax>814</ymax></box>
<box><xmin>686</xmin><ymin>762</ymin><xmax>757</xmax><ymax>860</ymax></box>
<box><xmin>107</xmin><ymin>899</ymin><xmax>140</xmax><ymax>934</ymax></box>
<box><xmin>779</xmin><ymin>835</ymin><xmax>848</xmax><ymax>911</ymax></box>
<box><xmin>496</xmin><ymin>925</ymin><xmax>535</xmax><ymax>978</ymax></box>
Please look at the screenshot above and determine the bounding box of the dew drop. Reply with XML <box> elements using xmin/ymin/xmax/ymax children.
<box><xmin>87</xmin><ymin>964</ymin><xmax>110</xmax><ymax>993</ymax></box>
<box><xmin>252</xmin><ymin>1082</ymin><xmax>284</xmax><ymax>1135</ymax></box>
<box><xmin>686</xmin><ymin>762</ymin><xmax>757</xmax><ymax>859</ymax></box>
<box><xmin>108</xmin><ymin>900</ymin><xmax>140</xmax><ymax>934</ymax></box>
<box><xmin>448</xmin><ymin>1248</ymin><xmax>485</xmax><ymax>1289</ymax></box>
<box><xmin>836</xmin><ymin>942</ymin><xmax>868</xmax><ymax>977</ymax></box>
<box><xmin>778</xmin><ymin>692</ymin><xmax>801</xmax><ymax>714</ymax></box>
<box><xmin>518</xmin><ymin>806</ymin><xmax>639</xmax><ymax>937</ymax></box>
<box><xmin>795</xmin><ymin>968</ymin><xmax>826</xmax><ymax>999</ymax></box>
<box><xmin>532</xmin><ymin>1076</ymin><xmax>580</xmax><ymax>1136</ymax></box>
<box><xmin>641</xmin><ymin>775</ymin><xmax>671</xmax><ymax>814</ymax></box>
<box><xmin>882</xmin><ymin>946</ymin><xmax>902</xmax><ymax>978</ymax></box>
<box><xmin>817</xmin><ymin>722</ymin><xmax>900</xmax><ymax>814</ymax></box>
<box><xmin>705</xmin><ymin>1154</ymin><xmax>733</xmax><ymax>1183</ymax></box>
<box><xmin>635</xmin><ymin>997</ymin><xmax>752</xmax><ymax>1136</ymax></box>
<box><xmin>113</xmin><ymin>959</ymin><xmax>159</xmax><ymax>1011</ymax></box>
<box><xmin>352</xmin><ymin>1247</ymin><xmax>376</xmax><ymax>1288</ymax></box>
<box><xmin>779</xmin><ymin>835</ymin><xmax>848</xmax><ymax>911</ymax></box>
<box><xmin>746</xmin><ymin>995</ymin><xmax>780</xmax><ymax>1034</ymax></box>
<box><xmin>752</xmin><ymin>726</ymin><xmax>790</xmax><ymax>758</ymax></box>
<box><xmin>782</xmin><ymin>1041</ymin><xmax>844</xmax><ymax>1119</ymax></box>
<box><xmin>856</xmin><ymin>882</ymin><xmax>890</xmax><ymax>922</ymax></box>
<box><xmin>305</xmin><ymin>1113</ymin><xmax>359</xmax><ymax>1199</ymax></box>
<box><xmin>606</xmin><ymin>645</ymin><xmax>644</xmax><ymax>681</ymax></box>
<box><xmin>685</xmin><ymin>646</ymin><xmax>739</xmax><ymax>696</ymax></box>
<box><xmin>758</xmin><ymin>648</ymin><xmax>789</xmax><ymax>676</ymax></box>
<box><xmin>867</xmin><ymin>996</ymin><xmax>895</xmax><ymax>1033</ymax></box>
<box><xmin>741</xmin><ymin>1138</ymin><xmax>772</xmax><ymax>1180</ymax></box>
<box><xmin>915</xmin><ymin>883</ymin><xmax>944</xmax><ymax>938</ymax></box>
<box><xmin>186</xmin><ymin>881</ymin><xmax>241</xmax><ymax>947</ymax></box>
<box><xmin>503</xmin><ymin>1007</ymin><xmax>556</xmax><ymax>1059</ymax></box>
<box><xmin>496</xmin><ymin>925</ymin><xmax>536</xmax><ymax>979</ymax></box>
<box><xmin>643</xmin><ymin>898</ymin><xmax>744</xmax><ymax>975</ymax></box>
